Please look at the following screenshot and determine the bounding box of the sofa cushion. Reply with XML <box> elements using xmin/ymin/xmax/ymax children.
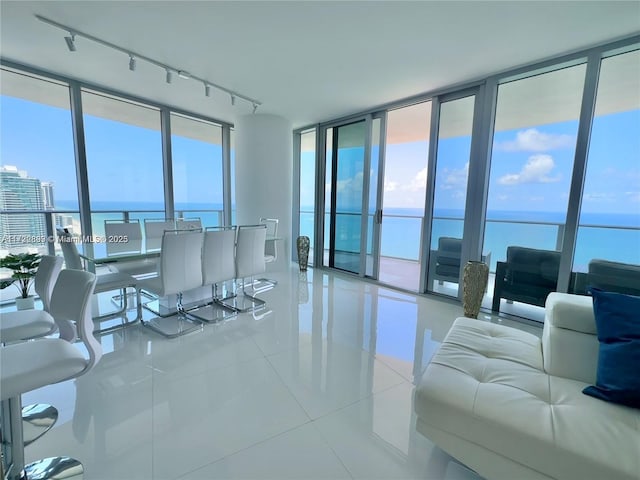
<box><xmin>582</xmin><ymin>288</ymin><xmax>640</xmax><ymax>409</ymax></box>
<box><xmin>415</xmin><ymin>317</ymin><xmax>640</xmax><ymax>480</ymax></box>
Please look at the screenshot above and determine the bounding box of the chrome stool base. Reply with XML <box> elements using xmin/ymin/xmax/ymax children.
<box><xmin>22</xmin><ymin>404</ymin><xmax>58</xmax><ymax>447</ymax></box>
<box><xmin>22</xmin><ymin>456</ymin><xmax>83</xmax><ymax>480</ymax></box>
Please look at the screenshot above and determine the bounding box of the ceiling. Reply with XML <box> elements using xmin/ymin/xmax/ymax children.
<box><xmin>1</xmin><ymin>1</ymin><xmax>639</xmax><ymax>130</ymax></box>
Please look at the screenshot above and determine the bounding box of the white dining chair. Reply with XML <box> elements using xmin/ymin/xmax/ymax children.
<box><xmin>260</xmin><ymin>217</ymin><xmax>279</xmax><ymax>264</ymax></box>
<box><xmin>104</xmin><ymin>219</ymin><xmax>157</xmax><ymax>277</ymax></box>
<box><xmin>0</xmin><ymin>269</ymin><xmax>101</xmax><ymax>480</ymax></box>
<box><xmin>220</xmin><ymin>224</ymin><xmax>267</xmax><ymax>313</ymax></box>
<box><xmin>136</xmin><ymin>229</ymin><xmax>205</xmax><ymax>338</ymax></box>
<box><xmin>176</xmin><ymin>217</ymin><xmax>202</xmax><ymax>231</ymax></box>
<box><xmin>190</xmin><ymin>226</ymin><xmax>238</xmax><ymax>322</ymax></box>
<box><xmin>143</xmin><ymin>218</ymin><xmax>176</xmax><ymax>251</ymax></box>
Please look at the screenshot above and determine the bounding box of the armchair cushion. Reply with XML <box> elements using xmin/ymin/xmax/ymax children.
<box><xmin>582</xmin><ymin>288</ymin><xmax>640</xmax><ymax>409</ymax></box>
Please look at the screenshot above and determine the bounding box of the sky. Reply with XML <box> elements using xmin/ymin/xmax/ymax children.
<box><xmin>2</xmin><ymin>87</ymin><xmax>638</xmax><ymax>222</ymax></box>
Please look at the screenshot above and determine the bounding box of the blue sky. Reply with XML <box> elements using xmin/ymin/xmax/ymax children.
<box><xmin>2</xmin><ymin>94</ymin><xmax>639</xmax><ymax>221</ymax></box>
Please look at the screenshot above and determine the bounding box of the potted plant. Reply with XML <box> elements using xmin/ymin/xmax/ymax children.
<box><xmin>0</xmin><ymin>253</ymin><xmax>42</xmax><ymax>310</ymax></box>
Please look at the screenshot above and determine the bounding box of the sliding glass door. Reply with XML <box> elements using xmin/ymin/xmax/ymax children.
<box><xmin>328</xmin><ymin>120</ymin><xmax>368</xmax><ymax>273</ymax></box>
<box><xmin>323</xmin><ymin>117</ymin><xmax>384</xmax><ymax>277</ymax></box>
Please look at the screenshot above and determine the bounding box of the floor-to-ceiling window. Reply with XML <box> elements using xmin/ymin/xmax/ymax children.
<box><xmin>304</xmin><ymin>36</ymin><xmax>639</xmax><ymax>323</ymax></box>
<box><xmin>573</xmin><ymin>49</ymin><xmax>640</xmax><ymax>291</ymax></box>
<box><xmin>427</xmin><ymin>94</ymin><xmax>476</xmax><ymax>299</ymax></box>
<box><xmin>0</xmin><ymin>68</ymin><xmax>78</xmax><ymax>302</ymax></box>
<box><xmin>482</xmin><ymin>64</ymin><xmax>586</xmax><ymax>315</ymax></box>
<box><xmin>379</xmin><ymin>102</ymin><xmax>431</xmax><ymax>291</ymax></box>
<box><xmin>299</xmin><ymin>129</ymin><xmax>317</xmax><ymax>265</ymax></box>
<box><xmin>171</xmin><ymin>113</ymin><xmax>224</xmax><ymax>227</ymax></box>
<box><xmin>82</xmin><ymin>89</ymin><xmax>164</xmax><ymax>237</ymax></box>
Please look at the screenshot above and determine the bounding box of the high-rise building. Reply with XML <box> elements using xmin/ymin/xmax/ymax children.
<box><xmin>0</xmin><ymin>165</ymin><xmax>47</xmax><ymax>248</ymax></box>
<box><xmin>41</xmin><ymin>181</ymin><xmax>55</xmax><ymax>210</ymax></box>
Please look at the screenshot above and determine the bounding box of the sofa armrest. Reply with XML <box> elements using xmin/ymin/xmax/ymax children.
<box><xmin>542</xmin><ymin>292</ymin><xmax>598</xmax><ymax>384</ymax></box>
<box><xmin>545</xmin><ymin>292</ymin><xmax>596</xmax><ymax>334</ymax></box>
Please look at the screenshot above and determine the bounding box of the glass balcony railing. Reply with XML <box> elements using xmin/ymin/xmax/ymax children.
<box><xmin>0</xmin><ymin>208</ymin><xmax>224</xmax><ymax>304</ymax></box>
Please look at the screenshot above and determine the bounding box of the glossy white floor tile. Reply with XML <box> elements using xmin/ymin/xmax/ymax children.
<box><xmin>7</xmin><ymin>265</ymin><xmax>543</xmax><ymax>479</ymax></box>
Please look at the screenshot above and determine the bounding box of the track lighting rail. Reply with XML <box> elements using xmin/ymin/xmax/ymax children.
<box><xmin>35</xmin><ymin>14</ymin><xmax>261</xmax><ymax>110</ymax></box>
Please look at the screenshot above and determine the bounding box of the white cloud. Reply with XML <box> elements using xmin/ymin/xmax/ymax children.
<box><xmin>496</xmin><ymin>128</ymin><xmax>574</xmax><ymax>152</ymax></box>
<box><xmin>384</xmin><ymin>180</ymin><xmax>399</xmax><ymax>192</ymax></box>
<box><xmin>498</xmin><ymin>154</ymin><xmax>561</xmax><ymax>185</ymax></box>
<box><xmin>442</xmin><ymin>162</ymin><xmax>469</xmax><ymax>190</ymax></box>
<box><xmin>625</xmin><ymin>191</ymin><xmax>640</xmax><ymax>203</ymax></box>
<box><xmin>336</xmin><ymin>171</ymin><xmax>363</xmax><ymax>193</ymax></box>
<box><xmin>497</xmin><ymin>194</ymin><xmax>509</xmax><ymax>201</ymax></box>
<box><xmin>582</xmin><ymin>192</ymin><xmax>615</xmax><ymax>202</ymax></box>
<box><xmin>405</xmin><ymin>167</ymin><xmax>428</xmax><ymax>192</ymax></box>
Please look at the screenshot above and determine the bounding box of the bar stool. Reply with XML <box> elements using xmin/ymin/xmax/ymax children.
<box><xmin>56</xmin><ymin>228</ymin><xmax>141</xmax><ymax>332</ymax></box>
<box><xmin>0</xmin><ymin>269</ymin><xmax>101</xmax><ymax>480</ymax></box>
<box><xmin>1</xmin><ymin>255</ymin><xmax>63</xmax><ymax>344</ymax></box>
<box><xmin>0</xmin><ymin>255</ymin><xmax>64</xmax><ymax>449</ymax></box>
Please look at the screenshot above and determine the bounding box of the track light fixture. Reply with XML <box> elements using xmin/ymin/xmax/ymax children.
<box><xmin>36</xmin><ymin>14</ymin><xmax>261</xmax><ymax>110</ymax></box>
<box><xmin>64</xmin><ymin>33</ymin><xmax>76</xmax><ymax>52</ymax></box>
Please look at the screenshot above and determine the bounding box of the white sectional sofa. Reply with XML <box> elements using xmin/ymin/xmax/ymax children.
<box><xmin>414</xmin><ymin>292</ymin><xmax>640</xmax><ymax>480</ymax></box>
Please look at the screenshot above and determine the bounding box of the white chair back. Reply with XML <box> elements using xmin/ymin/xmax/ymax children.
<box><xmin>34</xmin><ymin>255</ymin><xmax>63</xmax><ymax>312</ymax></box>
<box><xmin>260</xmin><ymin>218</ymin><xmax>279</xmax><ymax>262</ymax></box>
<box><xmin>176</xmin><ymin>218</ymin><xmax>202</xmax><ymax>231</ymax></box>
<box><xmin>49</xmin><ymin>269</ymin><xmax>102</xmax><ymax>373</ymax></box>
<box><xmin>56</xmin><ymin>228</ymin><xmax>83</xmax><ymax>270</ymax></box>
<box><xmin>105</xmin><ymin>219</ymin><xmax>143</xmax><ymax>255</ymax></box>
<box><xmin>202</xmin><ymin>226</ymin><xmax>237</xmax><ymax>286</ymax></box>
<box><xmin>159</xmin><ymin>230</ymin><xmax>204</xmax><ymax>295</ymax></box>
<box><xmin>144</xmin><ymin>219</ymin><xmax>176</xmax><ymax>251</ymax></box>
<box><xmin>236</xmin><ymin>225</ymin><xmax>267</xmax><ymax>279</ymax></box>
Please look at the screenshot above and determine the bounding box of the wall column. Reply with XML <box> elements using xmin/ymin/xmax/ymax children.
<box><xmin>235</xmin><ymin>114</ymin><xmax>292</xmax><ymax>271</ymax></box>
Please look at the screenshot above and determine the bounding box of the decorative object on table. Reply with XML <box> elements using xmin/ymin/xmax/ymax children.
<box><xmin>462</xmin><ymin>260</ymin><xmax>489</xmax><ymax>318</ymax></box>
<box><xmin>296</xmin><ymin>236</ymin><xmax>310</xmax><ymax>272</ymax></box>
<box><xmin>0</xmin><ymin>253</ymin><xmax>42</xmax><ymax>310</ymax></box>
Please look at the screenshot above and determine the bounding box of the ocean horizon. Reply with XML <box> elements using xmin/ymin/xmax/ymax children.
<box><xmin>53</xmin><ymin>200</ymin><xmax>639</xmax><ymax>272</ymax></box>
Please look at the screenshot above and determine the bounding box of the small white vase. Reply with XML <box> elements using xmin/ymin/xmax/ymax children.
<box><xmin>15</xmin><ymin>296</ymin><xmax>35</xmax><ymax>310</ymax></box>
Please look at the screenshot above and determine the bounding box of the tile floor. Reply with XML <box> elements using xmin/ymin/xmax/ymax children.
<box><xmin>14</xmin><ymin>266</ymin><xmax>542</xmax><ymax>479</ymax></box>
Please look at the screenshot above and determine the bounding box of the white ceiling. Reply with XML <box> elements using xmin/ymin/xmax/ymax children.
<box><xmin>1</xmin><ymin>1</ymin><xmax>639</xmax><ymax>129</ymax></box>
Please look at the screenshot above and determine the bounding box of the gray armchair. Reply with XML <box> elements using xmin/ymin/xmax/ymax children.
<box><xmin>429</xmin><ymin>237</ymin><xmax>491</xmax><ymax>286</ymax></box>
<box><xmin>492</xmin><ymin>246</ymin><xmax>560</xmax><ymax>312</ymax></box>
<box><xmin>572</xmin><ymin>259</ymin><xmax>640</xmax><ymax>296</ymax></box>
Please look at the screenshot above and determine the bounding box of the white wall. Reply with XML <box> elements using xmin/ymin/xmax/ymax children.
<box><xmin>235</xmin><ymin>114</ymin><xmax>292</xmax><ymax>270</ymax></box>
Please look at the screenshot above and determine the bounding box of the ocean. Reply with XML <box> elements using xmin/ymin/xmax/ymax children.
<box><xmin>57</xmin><ymin>201</ymin><xmax>639</xmax><ymax>273</ymax></box>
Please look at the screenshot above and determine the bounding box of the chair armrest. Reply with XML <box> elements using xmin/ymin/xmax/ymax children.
<box><xmin>491</xmin><ymin>261</ymin><xmax>507</xmax><ymax>311</ymax></box>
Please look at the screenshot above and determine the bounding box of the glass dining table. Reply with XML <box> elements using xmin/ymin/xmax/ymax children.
<box><xmin>77</xmin><ymin>240</ymin><xmax>161</xmax><ymax>268</ymax></box>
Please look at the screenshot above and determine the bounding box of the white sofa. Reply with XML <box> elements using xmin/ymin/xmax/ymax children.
<box><xmin>414</xmin><ymin>292</ymin><xmax>640</xmax><ymax>480</ymax></box>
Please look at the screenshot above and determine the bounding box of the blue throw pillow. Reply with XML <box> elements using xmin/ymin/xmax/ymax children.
<box><xmin>582</xmin><ymin>288</ymin><xmax>640</xmax><ymax>409</ymax></box>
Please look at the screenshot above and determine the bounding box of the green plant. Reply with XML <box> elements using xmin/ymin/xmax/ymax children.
<box><xmin>0</xmin><ymin>253</ymin><xmax>42</xmax><ymax>298</ymax></box>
